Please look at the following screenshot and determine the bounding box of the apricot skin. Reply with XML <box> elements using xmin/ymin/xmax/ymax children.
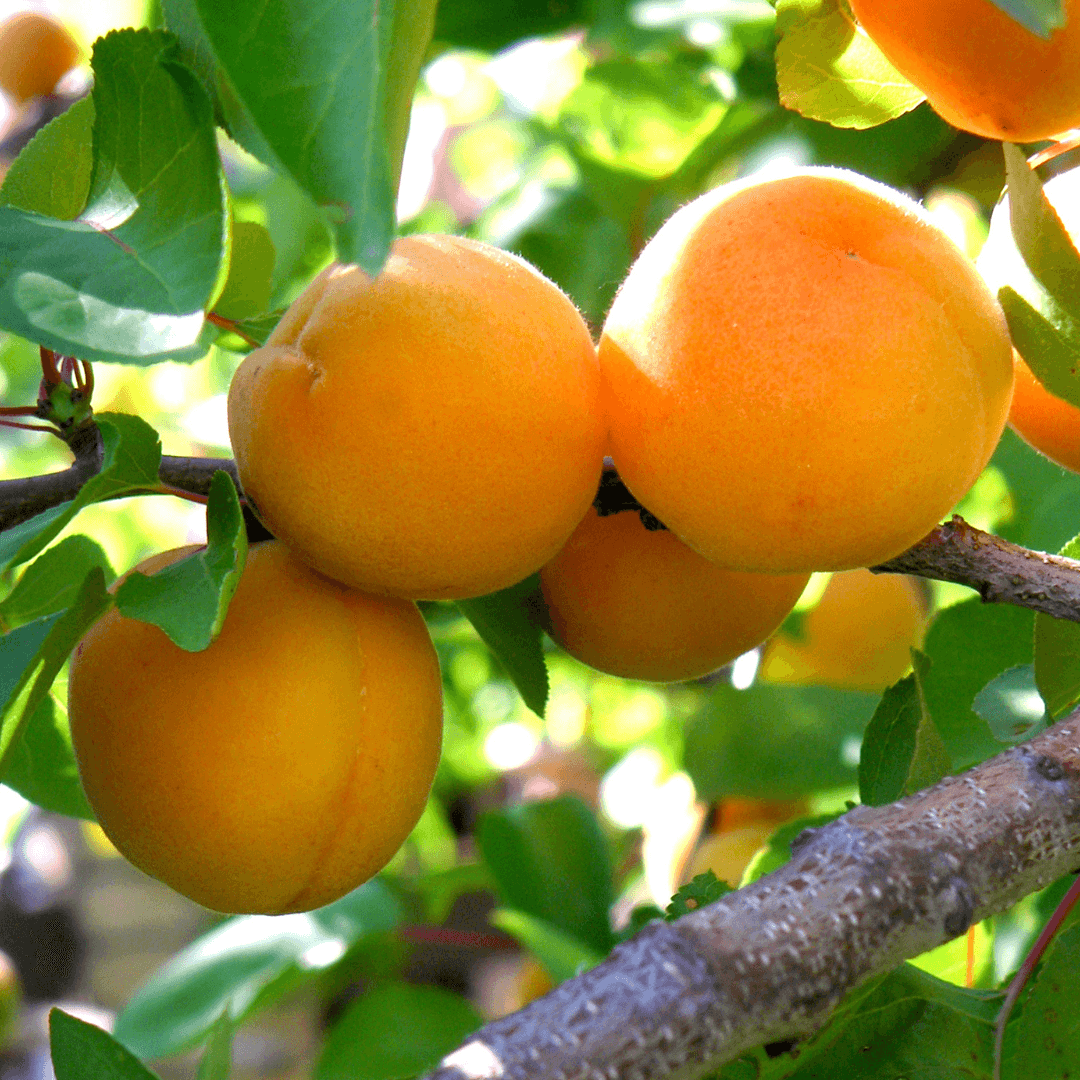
<box><xmin>539</xmin><ymin>506</ymin><xmax>809</xmax><ymax>682</ymax></box>
<box><xmin>0</xmin><ymin>13</ymin><xmax>81</xmax><ymax>103</ymax></box>
<box><xmin>599</xmin><ymin>168</ymin><xmax>1014</xmax><ymax>574</ymax></box>
<box><xmin>228</xmin><ymin>235</ymin><xmax>605</xmax><ymax>601</ymax></box>
<box><xmin>848</xmin><ymin>0</ymin><xmax>1080</xmax><ymax>142</ymax></box>
<box><xmin>1007</xmin><ymin>354</ymin><xmax>1080</xmax><ymax>474</ymax></box>
<box><xmin>67</xmin><ymin>542</ymin><xmax>443</xmax><ymax>915</ymax></box>
<box><xmin>759</xmin><ymin>568</ymin><xmax>929</xmax><ymax>692</ymax></box>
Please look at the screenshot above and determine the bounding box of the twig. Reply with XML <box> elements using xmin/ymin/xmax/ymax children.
<box><xmin>427</xmin><ymin>712</ymin><xmax>1080</xmax><ymax>1080</ymax></box>
<box><xmin>872</xmin><ymin>515</ymin><xmax>1080</xmax><ymax>623</ymax></box>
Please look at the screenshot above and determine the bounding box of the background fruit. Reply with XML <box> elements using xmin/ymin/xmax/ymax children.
<box><xmin>0</xmin><ymin>13</ymin><xmax>82</xmax><ymax>103</ymax></box>
<box><xmin>228</xmin><ymin>236</ymin><xmax>605</xmax><ymax>600</ymax></box>
<box><xmin>759</xmin><ymin>568</ymin><xmax>929</xmax><ymax>692</ymax></box>
<box><xmin>540</xmin><ymin>505</ymin><xmax>808</xmax><ymax>682</ymax></box>
<box><xmin>978</xmin><ymin>163</ymin><xmax>1080</xmax><ymax>473</ymax></box>
<box><xmin>848</xmin><ymin>0</ymin><xmax>1080</xmax><ymax>142</ymax></box>
<box><xmin>68</xmin><ymin>541</ymin><xmax>444</xmax><ymax>914</ymax></box>
<box><xmin>600</xmin><ymin>168</ymin><xmax>1014</xmax><ymax>574</ymax></box>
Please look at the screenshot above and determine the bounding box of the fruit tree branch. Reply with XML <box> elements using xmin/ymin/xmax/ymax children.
<box><xmin>427</xmin><ymin>710</ymin><xmax>1080</xmax><ymax>1080</ymax></box>
<box><xmin>871</xmin><ymin>514</ymin><xmax>1080</xmax><ymax>623</ymax></box>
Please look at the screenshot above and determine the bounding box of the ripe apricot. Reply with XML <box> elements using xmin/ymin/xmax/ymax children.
<box><xmin>539</xmin><ymin>503</ymin><xmax>809</xmax><ymax>682</ymax></box>
<box><xmin>978</xmin><ymin>164</ymin><xmax>1080</xmax><ymax>473</ymax></box>
<box><xmin>599</xmin><ymin>168</ymin><xmax>1014</xmax><ymax>574</ymax></box>
<box><xmin>0</xmin><ymin>13</ymin><xmax>82</xmax><ymax>103</ymax></box>
<box><xmin>67</xmin><ymin>541</ymin><xmax>443</xmax><ymax>915</ymax></box>
<box><xmin>759</xmin><ymin>568</ymin><xmax>929</xmax><ymax>692</ymax></box>
<box><xmin>228</xmin><ymin>236</ymin><xmax>605</xmax><ymax>600</ymax></box>
<box><xmin>848</xmin><ymin>0</ymin><xmax>1080</xmax><ymax>142</ymax></box>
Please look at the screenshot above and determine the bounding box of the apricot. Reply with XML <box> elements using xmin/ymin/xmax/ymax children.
<box><xmin>978</xmin><ymin>164</ymin><xmax>1080</xmax><ymax>473</ymax></box>
<box><xmin>67</xmin><ymin>541</ymin><xmax>443</xmax><ymax>915</ymax></box>
<box><xmin>228</xmin><ymin>236</ymin><xmax>605</xmax><ymax>600</ymax></box>
<box><xmin>848</xmin><ymin>0</ymin><xmax>1080</xmax><ymax>142</ymax></box>
<box><xmin>759</xmin><ymin>568</ymin><xmax>929</xmax><ymax>692</ymax></box>
<box><xmin>539</xmin><ymin>503</ymin><xmax>809</xmax><ymax>682</ymax></box>
<box><xmin>0</xmin><ymin>13</ymin><xmax>82</xmax><ymax>103</ymax></box>
<box><xmin>599</xmin><ymin>168</ymin><xmax>1014</xmax><ymax>574</ymax></box>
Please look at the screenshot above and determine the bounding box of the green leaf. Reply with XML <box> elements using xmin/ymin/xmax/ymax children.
<box><xmin>999</xmin><ymin>920</ymin><xmax>1080</xmax><ymax>1079</ymax></box>
<box><xmin>0</xmin><ymin>29</ymin><xmax>226</xmax><ymax>364</ymax></box>
<box><xmin>990</xmin><ymin>0</ymin><xmax>1065</xmax><ymax>38</ymax></box>
<box><xmin>195</xmin><ymin>1012</ymin><xmax>232</xmax><ymax>1080</ymax></box>
<box><xmin>115</xmin><ymin>472</ymin><xmax>247</xmax><ymax>652</ymax></box>
<box><xmin>316</xmin><ymin>983</ymin><xmax>481</xmax><ymax>1080</ymax></box>
<box><xmin>50</xmin><ymin>1009</ymin><xmax>159</xmax><ymax>1080</ymax></box>
<box><xmin>3</xmin><ymin>695</ymin><xmax>94</xmax><ymax>820</ymax></box>
<box><xmin>684</xmin><ymin>683</ymin><xmax>877</xmax><ymax>800</ymax></box>
<box><xmin>0</xmin><ymin>96</ymin><xmax>94</xmax><ymax>219</ymax></box>
<box><xmin>999</xmin><ymin>286</ymin><xmax>1080</xmax><ymax>410</ymax></box>
<box><xmin>0</xmin><ymin>536</ymin><xmax>114</xmax><ymax>631</ymax></box>
<box><xmin>1</xmin><ymin>414</ymin><xmax>162</xmax><ymax>575</ymax></box>
<box><xmin>666</xmin><ymin>871</ymin><xmax>734</xmax><ymax>920</ymax></box>
<box><xmin>456</xmin><ymin>574</ymin><xmax>549</xmax><ymax>718</ymax></box>
<box><xmin>184</xmin><ymin>0</ymin><xmax>437</xmax><ymax>274</ymax></box>
<box><xmin>1035</xmin><ymin>532</ymin><xmax>1080</xmax><ymax>719</ymax></box>
<box><xmin>1003</xmin><ymin>143</ymin><xmax>1080</xmax><ymax>326</ymax></box>
<box><xmin>218</xmin><ymin>310</ymin><xmax>284</xmax><ymax>352</ymax></box>
<box><xmin>973</xmin><ymin>663</ymin><xmax>1048</xmax><ymax>742</ymax></box>
<box><xmin>433</xmin><ymin>0</ymin><xmax>590</xmax><ymax>50</ymax></box>
<box><xmin>114</xmin><ymin>879</ymin><xmax>401</xmax><ymax>1060</ymax></box>
<box><xmin>0</xmin><ymin>615</ymin><xmax>58</xmax><ymax>711</ymax></box>
<box><xmin>0</xmin><ymin>506</ymin><xmax>70</xmax><ymax>572</ymax></box>
<box><xmin>919</xmin><ymin>599</ymin><xmax>1034</xmax><ymax>769</ymax></box>
<box><xmin>476</xmin><ymin>796</ymin><xmax>614</xmax><ymax>955</ymax></box>
<box><xmin>490</xmin><ymin>909</ymin><xmax>603</xmax><ymax>983</ymax></box>
<box><xmin>212</xmin><ymin>222</ymin><xmax>275</xmax><ymax>322</ymax></box>
<box><xmin>775</xmin><ymin>0</ymin><xmax>925</xmax><ymax>129</ymax></box>
<box><xmin>0</xmin><ymin>569</ymin><xmax>112</xmax><ymax>782</ymax></box>
<box><xmin>859</xmin><ymin>651</ymin><xmax>949</xmax><ymax>807</ymax></box>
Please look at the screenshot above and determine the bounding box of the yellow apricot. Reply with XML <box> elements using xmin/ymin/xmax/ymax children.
<box><xmin>539</xmin><ymin>504</ymin><xmax>808</xmax><ymax>682</ymax></box>
<box><xmin>848</xmin><ymin>0</ymin><xmax>1080</xmax><ymax>142</ymax></box>
<box><xmin>67</xmin><ymin>541</ymin><xmax>443</xmax><ymax>915</ymax></box>
<box><xmin>228</xmin><ymin>236</ymin><xmax>605</xmax><ymax>600</ymax></box>
<box><xmin>0</xmin><ymin>13</ymin><xmax>82</xmax><ymax>103</ymax></box>
<box><xmin>759</xmin><ymin>568</ymin><xmax>929</xmax><ymax>692</ymax></box>
<box><xmin>599</xmin><ymin>168</ymin><xmax>1014</xmax><ymax>574</ymax></box>
<box><xmin>684</xmin><ymin>823</ymin><xmax>777</xmax><ymax>888</ymax></box>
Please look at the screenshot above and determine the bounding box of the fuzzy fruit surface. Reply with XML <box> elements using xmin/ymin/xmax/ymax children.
<box><xmin>540</xmin><ymin>505</ymin><xmax>809</xmax><ymax>682</ymax></box>
<box><xmin>759</xmin><ymin>569</ymin><xmax>928</xmax><ymax>692</ymax></box>
<box><xmin>67</xmin><ymin>541</ymin><xmax>443</xmax><ymax>915</ymax></box>
<box><xmin>978</xmin><ymin>165</ymin><xmax>1080</xmax><ymax>474</ymax></box>
<box><xmin>228</xmin><ymin>235</ymin><xmax>605</xmax><ymax>600</ymax></box>
<box><xmin>0</xmin><ymin>13</ymin><xmax>81</xmax><ymax>102</ymax></box>
<box><xmin>600</xmin><ymin>168</ymin><xmax>1014</xmax><ymax>574</ymax></box>
<box><xmin>848</xmin><ymin>0</ymin><xmax>1080</xmax><ymax>142</ymax></box>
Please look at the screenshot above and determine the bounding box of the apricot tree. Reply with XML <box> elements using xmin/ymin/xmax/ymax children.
<box><xmin>5</xmin><ymin>2</ymin><xmax>1080</xmax><ymax>1080</ymax></box>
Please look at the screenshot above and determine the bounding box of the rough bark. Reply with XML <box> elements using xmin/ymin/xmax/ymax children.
<box><xmin>428</xmin><ymin>715</ymin><xmax>1080</xmax><ymax>1080</ymax></box>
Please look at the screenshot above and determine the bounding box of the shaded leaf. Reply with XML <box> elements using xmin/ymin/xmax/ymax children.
<box><xmin>490</xmin><ymin>909</ymin><xmax>602</xmax><ymax>983</ymax></box>
<box><xmin>775</xmin><ymin>0</ymin><xmax>924</xmax><ymax>129</ymax></box>
<box><xmin>1</xmin><ymin>414</ymin><xmax>162</xmax><ymax>574</ymax></box>
<box><xmin>859</xmin><ymin>651</ymin><xmax>949</xmax><ymax>807</ymax></box>
<box><xmin>476</xmin><ymin>796</ymin><xmax>614</xmax><ymax>955</ymax></box>
<box><xmin>316</xmin><ymin>983</ymin><xmax>481</xmax><ymax>1080</ymax></box>
<box><xmin>0</xmin><ymin>96</ymin><xmax>94</xmax><ymax>219</ymax></box>
<box><xmin>115</xmin><ymin>879</ymin><xmax>401</xmax><ymax>1059</ymax></box>
<box><xmin>115</xmin><ymin>472</ymin><xmax>246</xmax><ymax>652</ymax></box>
<box><xmin>456</xmin><ymin>574</ymin><xmax>548</xmax><ymax>718</ymax></box>
<box><xmin>212</xmin><ymin>222</ymin><xmax>275</xmax><ymax>322</ymax></box>
<box><xmin>666</xmin><ymin>871</ymin><xmax>734</xmax><ymax>920</ymax></box>
<box><xmin>195</xmin><ymin>1011</ymin><xmax>232</xmax><ymax>1080</ymax></box>
<box><xmin>999</xmin><ymin>286</ymin><xmax>1080</xmax><ymax>410</ymax></box>
<box><xmin>434</xmin><ymin>0</ymin><xmax>590</xmax><ymax>51</ymax></box>
<box><xmin>990</xmin><ymin>0</ymin><xmax>1065</xmax><ymax>37</ymax></box>
<box><xmin>0</xmin><ymin>536</ymin><xmax>114</xmax><ymax>631</ymax></box>
<box><xmin>51</xmin><ymin>1009</ymin><xmax>158</xmax><ymax>1080</ymax></box>
<box><xmin>0</xmin><ymin>29</ymin><xmax>226</xmax><ymax>364</ymax></box>
<box><xmin>973</xmin><ymin>663</ymin><xmax>1048</xmax><ymax>742</ymax></box>
<box><xmin>1035</xmin><ymin>532</ymin><xmax>1080</xmax><ymax>719</ymax></box>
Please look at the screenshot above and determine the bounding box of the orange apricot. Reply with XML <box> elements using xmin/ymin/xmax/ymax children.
<box><xmin>228</xmin><ymin>236</ymin><xmax>605</xmax><ymax>600</ymax></box>
<box><xmin>848</xmin><ymin>0</ymin><xmax>1080</xmax><ymax>142</ymax></box>
<box><xmin>1006</xmin><ymin>352</ymin><xmax>1080</xmax><ymax>473</ymax></box>
<box><xmin>599</xmin><ymin>168</ymin><xmax>1014</xmax><ymax>574</ymax></box>
<box><xmin>0</xmin><ymin>13</ymin><xmax>82</xmax><ymax>103</ymax></box>
<box><xmin>68</xmin><ymin>541</ymin><xmax>443</xmax><ymax>914</ymax></box>
<box><xmin>539</xmin><ymin>503</ymin><xmax>809</xmax><ymax>682</ymax></box>
<box><xmin>759</xmin><ymin>568</ymin><xmax>929</xmax><ymax>692</ymax></box>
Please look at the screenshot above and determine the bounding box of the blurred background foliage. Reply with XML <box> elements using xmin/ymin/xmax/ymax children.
<box><xmin>0</xmin><ymin>0</ymin><xmax>1078</xmax><ymax>1077</ymax></box>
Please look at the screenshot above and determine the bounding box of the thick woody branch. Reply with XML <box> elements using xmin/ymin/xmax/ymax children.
<box><xmin>428</xmin><ymin>712</ymin><xmax>1080</xmax><ymax>1080</ymax></box>
<box><xmin>872</xmin><ymin>515</ymin><xmax>1080</xmax><ymax>622</ymax></box>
